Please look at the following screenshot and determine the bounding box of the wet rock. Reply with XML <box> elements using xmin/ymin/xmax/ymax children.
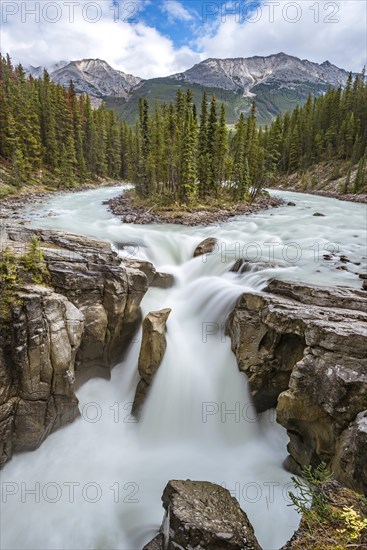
<box><xmin>228</xmin><ymin>279</ymin><xmax>367</xmax><ymax>493</ymax></box>
<box><xmin>363</xmin><ymin>280</ymin><xmax>367</xmax><ymax>291</ymax></box>
<box><xmin>0</xmin><ymin>225</ymin><xmax>154</xmax><ymax>466</ymax></box>
<box><xmin>193</xmin><ymin>237</ymin><xmax>218</xmax><ymax>258</ymax></box>
<box><xmin>143</xmin><ymin>534</ymin><xmax>164</xmax><ymax>550</ymax></box>
<box><xmin>287</xmin><ymin>201</ymin><xmax>296</xmax><ymax>206</ymax></box>
<box><xmin>151</xmin><ymin>272</ymin><xmax>175</xmax><ymax>289</ymax></box>
<box><xmin>230</xmin><ymin>258</ymin><xmax>282</xmax><ymax>274</ymax></box>
<box><xmin>313</xmin><ymin>212</ymin><xmax>325</xmax><ymax>217</ymax></box>
<box><xmin>359</xmin><ymin>273</ymin><xmax>367</xmax><ymax>280</ymax></box>
<box><xmin>123</xmin><ymin>258</ymin><xmax>156</xmax><ymax>286</ymax></box>
<box><xmin>231</xmin><ymin>259</ymin><xmax>255</xmax><ymax>273</ymax></box>
<box><xmin>144</xmin><ymin>480</ymin><xmax>261</xmax><ymax>550</ymax></box>
<box><xmin>339</xmin><ymin>255</ymin><xmax>350</xmax><ymax>263</ymax></box>
<box><xmin>132</xmin><ymin>308</ymin><xmax>171</xmax><ymax>417</ymax></box>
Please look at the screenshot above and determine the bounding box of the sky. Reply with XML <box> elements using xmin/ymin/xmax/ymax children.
<box><xmin>1</xmin><ymin>0</ymin><xmax>366</xmax><ymax>78</ymax></box>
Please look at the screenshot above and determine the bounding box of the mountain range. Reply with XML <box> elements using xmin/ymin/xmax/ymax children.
<box><xmin>28</xmin><ymin>53</ymin><xmax>352</xmax><ymax>125</ymax></box>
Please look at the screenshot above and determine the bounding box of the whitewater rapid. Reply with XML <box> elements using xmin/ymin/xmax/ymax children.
<box><xmin>1</xmin><ymin>186</ymin><xmax>366</xmax><ymax>549</ymax></box>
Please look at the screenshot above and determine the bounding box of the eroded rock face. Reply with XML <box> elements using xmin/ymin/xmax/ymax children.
<box><xmin>144</xmin><ymin>480</ymin><xmax>261</xmax><ymax>550</ymax></box>
<box><xmin>0</xmin><ymin>286</ymin><xmax>84</xmax><ymax>465</ymax></box>
<box><xmin>132</xmin><ymin>308</ymin><xmax>171</xmax><ymax>417</ymax></box>
<box><xmin>227</xmin><ymin>290</ymin><xmax>306</xmax><ymax>412</ymax></box>
<box><xmin>332</xmin><ymin>411</ymin><xmax>367</xmax><ymax>495</ymax></box>
<box><xmin>6</xmin><ymin>226</ymin><xmax>151</xmax><ymax>370</ymax></box>
<box><xmin>227</xmin><ymin>280</ymin><xmax>367</xmax><ymax>493</ymax></box>
<box><xmin>0</xmin><ymin>225</ymin><xmax>154</xmax><ymax>466</ymax></box>
<box><xmin>193</xmin><ymin>237</ymin><xmax>218</xmax><ymax>258</ymax></box>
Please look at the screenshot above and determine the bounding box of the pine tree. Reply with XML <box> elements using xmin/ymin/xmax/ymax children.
<box><xmin>207</xmin><ymin>96</ymin><xmax>218</xmax><ymax>196</ymax></box>
<box><xmin>197</xmin><ymin>92</ymin><xmax>208</xmax><ymax>198</ymax></box>
<box><xmin>216</xmin><ymin>103</ymin><xmax>228</xmax><ymax>186</ymax></box>
<box><xmin>354</xmin><ymin>155</ymin><xmax>366</xmax><ymax>192</ymax></box>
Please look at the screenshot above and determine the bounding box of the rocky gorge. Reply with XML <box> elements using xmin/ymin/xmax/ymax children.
<box><xmin>1</xmin><ymin>186</ymin><xmax>366</xmax><ymax>549</ymax></box>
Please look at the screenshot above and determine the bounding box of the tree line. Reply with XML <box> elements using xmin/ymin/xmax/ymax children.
<box><xmin>260</xmin><ymin>71</ymin><xmax>367</xmax><ymax>191</ymax></box>
<box><xmin>1</xmin><ymin>53</ymin><xmax>366</xmax><ymax>198</ymax></box>
<box><xmin>0</xmin><ymin>54</ymin><xmax>133</xmax><ymax>188</ymax></box>
<box><xmin>134</xmin><ymin>91</ymin><xmax>265</xmax><ymax>202</ymax></box>
<box><xmin>133</xmin><ymin>72</ymin><xmax>367</xmax><ymax>200</ymax></box>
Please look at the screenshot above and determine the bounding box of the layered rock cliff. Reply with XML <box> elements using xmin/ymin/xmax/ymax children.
<box><xmin>0</xmin><ymin>225</ymin><xmax>154</xmax><ymax>466</ymax></box>
<box><xmin>227</xmin><ymin>279</ymin><xmax>367</xmax><ymax>494</ymax></box>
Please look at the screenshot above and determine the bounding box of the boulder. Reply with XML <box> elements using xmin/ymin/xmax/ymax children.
<box><xmin>0</xmin><ymin>225</ymin><xmax>154</xmax><ymax>466</ymax></box>
<box><xmin>132</xmin><ymin>308</ymin><xmax>171</xmax><ymax>417</ymax></box>
<box><xmin>151</xmin><ymin>272</ymin><xmax>175</xmax><ymax>289</ymax></box>
<box><xmin>144</xmin><ymin>480</ymin><xmax>261</xmax><ymax>550</ymax></box>
<box><xmin>230</xmin><ymin>258</ymin><xmax>282</xmax><ymax>274</ymax></box>
<box><xmin>227</xmin><ymin>280</ymin><xmax>367</xmax><ymax>493</ymax></box>
<box><xmin>313</xmin><ymin>212</ymin><xmax>325</xmax><ymax>217</ymax></box>
<box><xmin>193</xmin><ymin>237</ymin><xmax>218</xmax><ymax>258</ymax></box>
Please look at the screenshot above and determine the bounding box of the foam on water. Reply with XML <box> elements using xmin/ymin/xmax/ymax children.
<box><xmin>1</xmin><ymin>186</ymin><xmax>366</xmax><ymax>549</ymax></box>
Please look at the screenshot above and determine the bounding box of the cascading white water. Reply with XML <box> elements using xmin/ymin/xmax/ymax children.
<box><xmin>1</xmin><ymin>186</ymin><xmax>366</xmax><ymax>550</ymax></box>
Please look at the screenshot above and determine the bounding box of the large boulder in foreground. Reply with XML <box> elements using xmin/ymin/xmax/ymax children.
<box><xmin>227</xmin><ymin>279</ymin><xmax>367</xmax><ymax>494</ymax></box>
<box><xmin>143</xmin><ymin>480</ymin><xmax>261</xmax><ymax>550</ymax></box>
<box><xmin>0</xmin><ymin>225</ymin><xmax>154</xmax><ymax>466</ymax></box>
<box><xmin>132</xmin><ymin>308</ymin><xmax>171</xmax><ymax>417</ymax></box>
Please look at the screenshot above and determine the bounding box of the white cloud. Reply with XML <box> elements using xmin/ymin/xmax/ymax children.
<box><xmin>1</xmin><ymin>0</ymin><xmax>365</xmax><ymax>78</ymax></box>
<box><xmin>0</xmin><ymin>0</ymin><xmax>200</xmax><ymax>78</ymax></box>
<box><xmin>195</xmin><ymin>0</ymin><xmax>367</xmax><ymax>73</ymax></box>
<box><xmin>161</xmin><ymin>0</ymin><xmax>193</xmax><ymax>22</ymax></box>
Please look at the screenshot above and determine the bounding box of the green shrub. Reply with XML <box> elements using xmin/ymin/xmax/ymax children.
<box><xmin>24</xmin><ymin>236</ymin><xmax>50</xmax><ymax>285</ymax></box>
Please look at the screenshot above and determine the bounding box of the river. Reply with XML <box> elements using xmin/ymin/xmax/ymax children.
<box><xmin>1</xmin><ymin>186</ymin><xmax>366</xmax><ymax>549</ymax></box>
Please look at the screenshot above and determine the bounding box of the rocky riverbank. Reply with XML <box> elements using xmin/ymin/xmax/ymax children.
<box><xmin>0</xmin><ymin>180</ymin><xmax>124</xmax><ymax>223</ymax></box>
<box><xmin>0</xmin><ymin>225</ymin><xmax>155</xmax><ymax>466</ymax></box>
<box><xmin>227</xmin><ymin>279</ymin><xmax>367</xmax><ymax>495</ymax></box>
<box><xmin>274</xmin><ymin>186</ymin><xmax>367</xmax><ymax>203</ymax></box>
<box><xmin>104</xmin><ymin>193</ymin><xmax>284</xmax><ymax>226</ymax></box>
<box><xmin>269</xmin><ymin>159</ymin><xmax>367</xmax><ymax>203</ymax></box>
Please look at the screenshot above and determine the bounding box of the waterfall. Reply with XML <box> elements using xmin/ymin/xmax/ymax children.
<box><xmin>1</xmin><ymin>185</ymin><xmax>365</xmax><ymax>549</ymax></box>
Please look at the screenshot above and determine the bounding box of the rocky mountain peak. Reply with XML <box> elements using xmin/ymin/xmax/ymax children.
<box><xmin>171</xmin><ymin>53</ymin><xmax>350</xmax><ymax>97</ymax></box>
<box><xmin>51</xmin><ymin>58</ymin><xmax>143</xmax><ymax>98</ymax></box>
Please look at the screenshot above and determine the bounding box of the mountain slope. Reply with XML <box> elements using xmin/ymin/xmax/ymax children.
<box><xmin>120</xmin><ymin>53</ymin><xmax>352</xmax><ymax>125</ymax></box>
<box><xmin>171</xmin><ymin>53</ymin><xmax>349</xmax><ymax>94</ymax></box>
<box><xmin>27</xmin><ymin>53</ymin><xmax>353</xmax><ymax>125</ymax></box>
<box><xmin>51</xmin><ymin>59</ymin><xmax>143</xmax><ymax>98</ymax></box>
